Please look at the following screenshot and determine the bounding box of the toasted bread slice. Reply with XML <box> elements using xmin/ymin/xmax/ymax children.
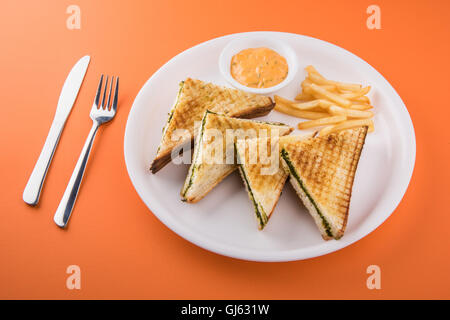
<box><xmin>150</xmin><ymin>78</ymin><xmax>274</xmax><ymax>173</ymax></box>
<box><xmin>235</xmin><ymin>133</ymin><xmax>314</xmax><ymax>230</ymax></box>
<box><xmin>181</xmin><ymin>111</ymin><xmax>293</xmax><ymax>203</ymax></box>
<box><xmin>280</xmin><ymin>127</ymin><xmax>368</xmax><ymax>240</ymax></box>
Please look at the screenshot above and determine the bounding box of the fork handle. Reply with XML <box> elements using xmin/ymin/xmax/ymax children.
<box><xmin>54</xmin><ymin>121</ymin><xmax>99</xmax><ymax>228</ymax></box>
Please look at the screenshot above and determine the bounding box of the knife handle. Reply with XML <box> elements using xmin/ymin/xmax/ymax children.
<box><xmin>23</xmin><ymin>120</ymin><xmax>65</xmax><ymax>205</ymax></box>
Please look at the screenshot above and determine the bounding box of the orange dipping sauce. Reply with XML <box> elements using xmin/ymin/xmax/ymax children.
<box><xmin>230</xmin><ymin>47</ymin><xmax>288</xmax><ymax>88</ymax></box>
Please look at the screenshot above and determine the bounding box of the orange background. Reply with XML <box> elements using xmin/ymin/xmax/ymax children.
<box><xmin>1</xmin><ymin>0</ymin><xmax>449</xmax><ymax>299</ymax></box>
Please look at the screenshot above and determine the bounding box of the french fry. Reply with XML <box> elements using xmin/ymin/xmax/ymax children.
<box><xmin>277</xmin><ymin>95</ymin><xmax>330</xmax><ymax>111</ymax></box>
<box><xmin>292</xmin><ymin>100</ymin><xmax>321</xmax><ymax>110</ymax></box>
<box><xmin>358</xmin><ymin>85</ymin><xmax>371</xmax><ymax>96</ymax></box>
<box><xmin>313</xmin><ymin>83</ymin><xmax>337</xmax><ymax>92</ymax></box>
<box><xmin>274</xmin><ymin>100</ymin><xmax>329</xmax><ymax>119</ymax></box>
<box><xmin>289</xmin><ymin>66</ymin><xmax>375</xmax><ymax>134</ymax></box>
<box><xmin>302</xmin><ymin>79</ymin><xmax>336</xmax><ymax>92</ymax></box>
<box><xmin>291</xmin><ymin>99</ymin><xmax>334</xmax><ymax>111</ymax></box>
<box><xmin>321</xmin><ymin>84</ymin><xmax>338</xmax><ymax>92</ymax></box>
<box><xmin>318</xmin><ymin>125</ymin><xmax>336</xmax><ymax>137</ymax></box>
<box><xmin>295</xmin><ymin>91</ymin><xmax>314</xmax><ymax>101</ymax></box>
<box><xmin>307</xmin><ymin>72</ymin><xmax>363</xmax><ymax>92</ymax></box>
<box><xmin>274</xmin><ymin>95</ymin><xmax>297</xmax><ymax>106</ymax></box>
<box><xmin>297</xmin><ymin>115</ymin><xmax>347</xmax><ymax>130</ymax></box>
<box><xmin>318</xmin><ymin>99</ymin><xmax>333</xmax><ymax>108</ymax></box>
<box><xmin>306</xmin><ymin>72</ymin><xmax>328</xmax><ymax>84</ymax></box>
<box><xmin>318</xmin><ymin>119</ymin><xmax>374</xmax><ymax>136</ymax></box>
<box><xmin>305</xmin><ymin>65</ymin><xmax>323</xmax><ymax>77</ymax></box>
<box><xmin>338</xmin><ymin>86</ymin><xmax>371</xmax><ymax>99</ymax></box>
<box><xmin>328</xmin><ymin>105</ymin><xmax>374</xmax><ymax>118</ymax></box>
<box><xmin>287</xmin><ymin>109</ymin><xmax>330</xmax><ymax>120</ymax></box>
<box><xmin>349</xmin><ymin>104</ymin><xmax>373</xmax><ymax>111</ymax></box>
<box><xmin>337</xmin><ymin>89</ymin><xmax>354</xmax><ymax>94</ymax></box>
<box><xmin>301</xmin><ymin>79</ymin><xmax>313</xmax><ymax>88</ymax></box>
<box><xmin>302</xmin><ymin>82</ymin><xmax>317</xmax><ymax>97</ymax></box>
<box><xmin>275</xmin><ymin>104</ymin><xmax>329</xmax><ymax>119</ymax></box>
<box><xmin>308</xmin><ymin>83</ymin><xmax>352</xmax><ymax>108</ymax></box>
<box><xmin>349</xmin><ymin>95</ymin><xmax>371</xmax><ymax>104</ymax></box>
<box><xmin>332</xmin><ymin>81</ymin><xmax>363</xmax><ymax>92</ymax></box>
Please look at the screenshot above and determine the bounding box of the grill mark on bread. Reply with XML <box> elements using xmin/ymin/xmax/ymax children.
<box><xmin>181</xmin><ymin>111</ymin><xmax>292</xmax><ymax>202</ymax></box>
<box><xmin>282</xmin><ymin>126</ymin><xmax>368</xmax><ymax>239</ymax></box>
<box><xmin>151</xmin><ymin>78</ymin><xmax>274</xmax><ymax>172</ymax></box>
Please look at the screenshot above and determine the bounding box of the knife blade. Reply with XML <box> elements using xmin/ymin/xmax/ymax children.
<box><xmin>23</xmin><ymin>55</ymin><xmax>90</xmax><ymax>205</ymax></box>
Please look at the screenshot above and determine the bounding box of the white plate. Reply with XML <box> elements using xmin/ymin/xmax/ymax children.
<box><xmin>124</xmin><ymin>32</ymin><xmax>415</xmax><ymax>262</ymax></box>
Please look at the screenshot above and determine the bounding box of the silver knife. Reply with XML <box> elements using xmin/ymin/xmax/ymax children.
<box><xmin>23</xmin><ymin>55</ymin><xmax>90</xmax><ymax>205</ymax></box>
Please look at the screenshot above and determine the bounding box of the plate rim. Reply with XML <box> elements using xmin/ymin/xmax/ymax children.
<box><xmin>124</xmin><ymin>31</ymin><xmax>416</xmax><ymax>262</ymax></box>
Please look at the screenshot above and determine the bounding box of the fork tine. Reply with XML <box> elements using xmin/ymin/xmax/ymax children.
<box><xmin>94</xmin><ymin>75</ymin><xmax>104</xmax><ymax>107</ymax></box>
<box><xmin>106</xmin><ymin>76</ymin><xmax>114</xmax><ymax>110</ymax></box>
<box><xmin>100</xmin><ymin>75</ymin><xmax>109</xmax><ymax>109</ymax></box>
<box><xmin>112</xmin><ymin>77</ymin><xmax>119</xmax><ymax>112</ymax></box>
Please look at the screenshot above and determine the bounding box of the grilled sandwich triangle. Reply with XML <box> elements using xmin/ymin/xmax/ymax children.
<box><xmin>235</xmin><ymin>133</ymin><xmax>314</xmax><ymax>230</ymax></box>
<box><xmin>280</xmin><ymin>127</ymin><xmax>368</xmax><ymax>240</ymax></box>
<box><xmin>150</xmin><ymin>78</ymin><xmax>274</xmax><ymax>173</ymax></box>
<box><xmin>181</xmin><ymin>111</ymin><xmax>293</xmax><ymax>203</ymax></box>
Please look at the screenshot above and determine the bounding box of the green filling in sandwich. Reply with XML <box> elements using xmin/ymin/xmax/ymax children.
<box><xmin>281</xmin><ymin>149</ymin><xmax>333</xmax><ymax>237</ymax></box>
<box><xmin>236</xmin><ymin>145</ymin><xmax>268</xmax><ymax>229</ymax></box>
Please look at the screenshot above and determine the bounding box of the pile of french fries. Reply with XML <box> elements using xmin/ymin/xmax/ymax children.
<box><xmin>274</xmin><ymin>66</ymin><xmax>374</xmax><ymax>136</ymax></box>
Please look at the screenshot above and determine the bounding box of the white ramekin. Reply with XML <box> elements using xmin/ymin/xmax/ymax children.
<box><xmin>219</xmin><ymin>35</ymin><xmax>298</xmax><ymax>95</ymax></box>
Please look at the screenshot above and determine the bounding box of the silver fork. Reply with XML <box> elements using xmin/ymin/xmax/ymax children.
<box><xmin>54</xmin><ymin>75</ymin><xmax>119</xmax><ymax>228</ymax></box>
